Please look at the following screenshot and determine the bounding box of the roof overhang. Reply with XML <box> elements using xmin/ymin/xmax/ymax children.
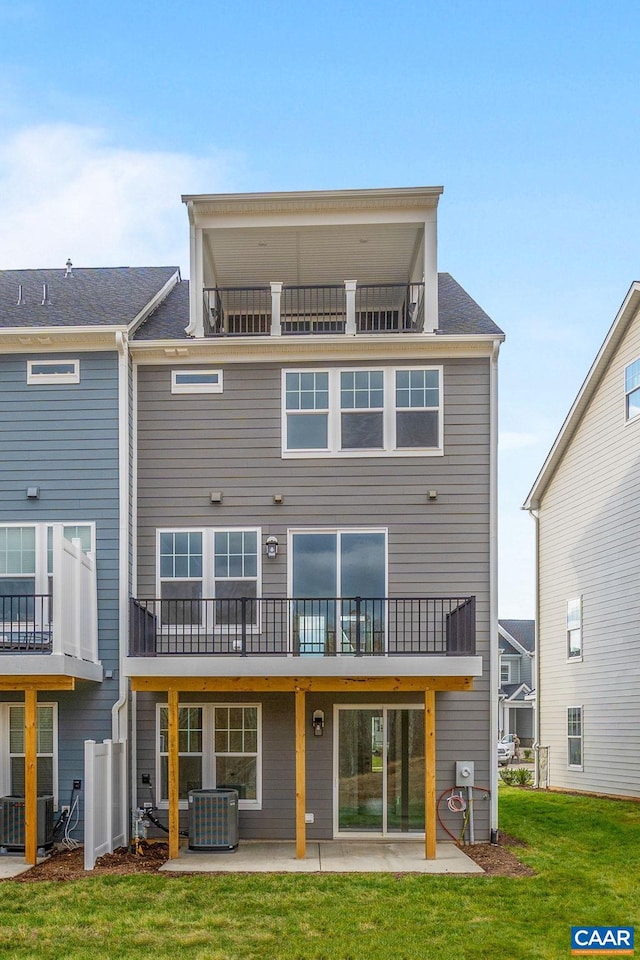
<box><xmin>524</xmin><ymin>281</ymin><xmax>640</xmax><ymax>510</ymax></box>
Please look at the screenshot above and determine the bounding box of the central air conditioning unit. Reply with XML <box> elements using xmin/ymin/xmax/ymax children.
<box><xmin>188</xmin><ymin>788</ymin><xmax>239</xmax><ymax>852</ymax></box>
<box><xmin>0</xmin><ymin>795</ymin><xmax>54</xmax><ymax>852</ymax></box>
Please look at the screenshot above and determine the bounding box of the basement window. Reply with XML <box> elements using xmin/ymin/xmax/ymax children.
<box><xmin>27</xmin><ymin>360</ymin><xmax>79</xmax><ymax>384</ymax></box>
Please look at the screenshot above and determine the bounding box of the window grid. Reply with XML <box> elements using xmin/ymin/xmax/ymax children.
<box><xmin>395</xmin><ymin>369</ymin><xmax>440</xmax><ymax>409</ymax></box>
<box><xmin>214</xmin><ymin>532</ymin><xmax>258</xmax><ymax>580</ymax></box>
<box><xmin>159</xmin><ymin>532</ymin><xmax>203</xmax><ymax>580</ymax></box>
<box><xmin>285</xmin><ymin>371</ymin><xmax>329</xmax><ymax>411</ymax></box>
<box><xmin>340</xmin><ymin>370</ymin><xmax>384</xmax><ymax>410</ymax></box>
<box><xmin>0</xmin><ymin>527</ymin><xmax>36</xmax><ymax>576</ymax></box>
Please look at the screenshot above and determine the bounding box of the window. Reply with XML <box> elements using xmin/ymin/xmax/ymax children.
<box><xmin>157</xmin><ymin>703</ymin><xmax>261</xmax><ymax>808</ymax></box>
<box><xmin>567</xmin><ymin>706</ymin><xmax>583</xmax><ymax>769</ymax></box>
<box><xmin>567</xmin><ymin>597</ymin><xmax>582</xmax><ymax>659</ymax></box>
<box><xmin>171</xmin><ymin>369</ymin><xmax>223</xmax><ymax>394</ymax></box>
<box><xmin>27</xmin><ymin>360</ymin><xmax>79</xmax><ymax>384</ymax></box>
<box><xmin>282</xmin><ymin>366</ymin><xmax>442</xmax><ymax>457</ymax></box>
<box><xmin>625</xmin><ymin>359</ymin><xmax>640</xmax><ymax>421</ymax></box>
<box><xmin>0</xmin><ymin>703</ymin><xmax>58</xmax><ymax>801</ymax></box>
<box><xmin>500</xmin><ymin>661</ymin><xmax>511</xmax><ymax>684</ymax></box>
<box><xmin>158</xmin><ymin>529</ymin><xmax>260</xmax><ymax>629</ymax></box>
<box><xmin>0</xmin><ymin>527</ymin><xmax>36</xmax><ymax>607</ymax></box>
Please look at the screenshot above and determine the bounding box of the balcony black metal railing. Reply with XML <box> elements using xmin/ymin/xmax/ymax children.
<box><xmin>202</xmin><ymin>282</ymin><xmax>424</xmax><ymax>337</ymax></box>
<box><xmin>129</xmin><ymin>596</ymin><xmax>475</xmax><ymax>657</ymax></box>
<box><xmin>0</xmin><ymin>595</ymin><xmax>53</xmax><ymax>653</ymax></box>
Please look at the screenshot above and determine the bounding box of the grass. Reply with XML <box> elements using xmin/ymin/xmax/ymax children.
<box><xmin>0</xmin><ymin>788</ymin><xmax>639</xmax><ymax>959</ymax></box>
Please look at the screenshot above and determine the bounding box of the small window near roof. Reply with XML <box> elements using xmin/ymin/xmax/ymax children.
<box><xmin>625</xmin><ymin>359</ymin><xmax>640</xmax><ymax>421</ymax></box>
<box><xmin>27</xmin><ymin>360</ymin><xmax>79</xmax><ymax>385</ymax></box>
<box><xmin>171</xmin><ymin>370</ymin><xmax>223</xmax><ymax>394</ymax></box>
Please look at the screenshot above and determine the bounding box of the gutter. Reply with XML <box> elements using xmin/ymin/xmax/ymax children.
<box><xmin>112</xmin><ymin>330</ymin><xmax>130</xmax><ymax>744</ymax></box>
<box><xmin>527</xmin><ymin>504</ymin><xmax>542</xmax><ymax>783</ymax></box>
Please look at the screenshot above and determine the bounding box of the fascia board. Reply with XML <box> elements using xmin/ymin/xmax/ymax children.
<box><xmin>181</xmin><ymin>185</ymin><xmax>444</xmax><ymax>209</ymax></box>
<box><xmin>0</xmin><ymin>326</ymin><xmax>129</xmax><ymax>352</ymax></box>
<box><xmin>524</xmin><ymin>281</ymin><xmax>640</xmax><ymax>510</ymax></box>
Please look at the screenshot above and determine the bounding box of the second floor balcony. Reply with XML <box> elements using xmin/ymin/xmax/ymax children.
<box><xmin>129</xmin><ymin>595</ymin><xmax>475</xmax><ymax>658</ymax></box>
<box><xmin>202</xmin><ymin>281</ymin><xmax>425</xmax><ymax>338</ymax></box>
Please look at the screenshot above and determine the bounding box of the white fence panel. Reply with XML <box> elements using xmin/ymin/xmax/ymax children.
<box><xmin>51</xmin><ymin>525</ymin><xmax>98</xmax><ymax>662</ymax></box>
<box><xmin>84</xmin><ymin>739</ymin><xmax>128</xmax><ymax>870</ymax></box>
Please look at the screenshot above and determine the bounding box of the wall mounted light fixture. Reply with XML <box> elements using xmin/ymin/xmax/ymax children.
<box><xmin>312</xmin><ymin>710</ymin><xmax>325</xmax><ymax>737</ymax></box>
<box><xmin>266</xmin><ymin>535</ymin><xmax>279</xmax><ymax>559</ymax></box>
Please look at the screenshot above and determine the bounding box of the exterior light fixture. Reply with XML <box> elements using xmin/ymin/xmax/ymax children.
<box><xmin>266</xmin><ymin>535</ymin><xmax>279</xmax><ymax>559</ymax></box>
<box><xmin>312</xmin><ymin>710</ymin><xmax>325</xmax><ymax>736</ymax></box>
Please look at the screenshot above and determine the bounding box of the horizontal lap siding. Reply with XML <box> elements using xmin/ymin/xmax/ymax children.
<box><xmin>538</xmin><ymin>311</ymin><xmax>640</xmax><ymax>796</ymax></box>
<box><xmin>134</xmin><ymin>356</ymin><xmax>492</xmax><ymax>837</ymax></box>
<box><xmin>0</xmin><ymin>352</ymin><xmax>121</xmax><ymax>825</ymax></box>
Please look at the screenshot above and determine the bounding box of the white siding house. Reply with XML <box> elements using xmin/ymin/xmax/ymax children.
<box><xmin>524</xmin><ymin>282</ymin><xmax>640</xmax><ymax>798</ymax></box>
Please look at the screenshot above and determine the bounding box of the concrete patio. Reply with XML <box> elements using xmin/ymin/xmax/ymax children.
<box><xmin>160</xmin><ymin>840</ymin><xmax>484</xmax><ymax>874</ymax></box>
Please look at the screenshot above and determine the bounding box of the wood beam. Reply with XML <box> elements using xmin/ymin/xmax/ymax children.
<box><xmin>424</xmin><ymin>690</ymin><xmax>436</xmax><ymax>860</ymax></box>
<box><xmin>24</xmin><ymin>689</ymin><xmax>38</xmax><ymax>866</ymax></box>
<box><xmin>0</xmin><ymin>677</ymin><xmax>75</xmax><ymax>691</ymax></box>
<box><xmin>131</xmin><ymin>675</ymin><xmax>474</xmax><ymax>694</ymax></box>
<box><xmin>295</xmin><ymin>689</ymin><xmax>306</xmax><ymax>859</ymax></box>
<box><xmin>167</xmin><ymin>689</ymin><xmax>180</xmax><ymax>860</ymax></box>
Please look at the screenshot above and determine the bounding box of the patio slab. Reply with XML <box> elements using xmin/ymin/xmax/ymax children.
<box><xmin>161</xmin><ymin>840</ymin><xmax>483</xmax><ymax>874</ymax></box>
<box><xmin>0</xmin><ymin>856</ymin><xmax>43</xmax><ymax>879</ymax></box>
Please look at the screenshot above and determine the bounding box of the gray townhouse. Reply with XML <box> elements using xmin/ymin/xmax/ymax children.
<box><xmin>124</xmin><ymin>186</ymin><xmax>505</xmax><ymax>860</ymax></box>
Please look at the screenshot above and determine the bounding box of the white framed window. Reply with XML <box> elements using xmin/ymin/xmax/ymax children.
<box><xmin>157</xmin><ymin>528</ymin><xmax>260</xmax><ymax>629</ymax></box>
<box><xmin>282</xmin><ymin>366</ymin><xmax>443</xmax><ymax>457</ymax></box>
<box><xmin>27</xmin><ymin>360</ymin><xmax>79</xmax><ymax>385</ymax></box>
<box><xmin>567</xmin><ymin>597</ymin><xmax>582</xmax><ymax>659</ymax></box>
<box><xmin>156</xmin><ymin>702</ymin><xmax>261</xmax><ymax>809</ymax></box>
<box><xmin>567</xmin><ymin>706</ymin><xmax>583</xmax><ymax>769</ymax></box>
<box><xmin>171</xmin><ymin>369</ymin><xmax>223</xmax><ymax>394</ymax></box>
<box><xmin>625</xmin><ymin>358</ymin><xmax>640</xmax><ymax>422</ymax></box>
<box><xmin>0</xmin><ymin>703</ymin><xmax>58</xmax><ymax>803</ymax></box>
<box><xmin>500</xmin><ymin>661</ymin><xmax>511</xmax><ymax>684</ymax></box>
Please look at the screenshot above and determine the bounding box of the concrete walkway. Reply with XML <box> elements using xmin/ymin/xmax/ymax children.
<box><xmin>161</xmin><ymin>840</ymin><xmax>483</xmax><ymax>874</ymax></box>
<box><xmin>0</xmin><ymin>856</ymin><xmax>43</xmax><ymax>879</ymax></box>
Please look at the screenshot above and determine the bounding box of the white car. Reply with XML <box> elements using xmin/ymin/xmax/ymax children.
<box><xmin>498</xmin><ymin>734</ymin><xmax>517</xmax><ymax>766</ymax></box>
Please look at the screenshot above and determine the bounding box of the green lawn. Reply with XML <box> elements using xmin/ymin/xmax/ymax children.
<box><xmin>1</xmin><ymin>788</ymin><xmax>639</xmax><ymax>960</ymax></box>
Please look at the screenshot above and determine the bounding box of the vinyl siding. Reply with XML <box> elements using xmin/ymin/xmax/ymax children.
<box><xmin>133</xmin><ymin>356</ymin><xmax>493</xmax><ymax>839</ymax></box>
<box><xmin>538</xmin><ymin>306</ymin><xmax>640</xmax><ymax>796</ymax></box>
<box><xmin>0</xmin><ymin>351</ymin><xmax>121</xmax><ymax>823</ymax></box>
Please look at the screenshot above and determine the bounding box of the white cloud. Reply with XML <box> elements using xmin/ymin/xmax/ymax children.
<box><xmin>0</xmin><ymin>124</ymin><xmax>239</xmax><ymax>271</ymax></box>
<box><xmin>499</xmin><ymin>431</ymin><xmax>540</xmax><ymax>451</ymax></box>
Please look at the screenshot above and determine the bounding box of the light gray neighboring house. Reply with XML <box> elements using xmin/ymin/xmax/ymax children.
<box><xmin>524</xmin><ymin>281</ymin><xmax>640</xmax><ymax>798</ymax></box>
<box><xmin>125</xmin><ymin>186</ymin><xmax>505</xmax><ymax>859</ymax></box>
<box><xmin>498</xmin><ymin>619</ymin><xmax>535</xmax><ymax>746</ymax></box>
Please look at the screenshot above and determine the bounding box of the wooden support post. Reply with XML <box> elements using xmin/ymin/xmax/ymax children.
<box><xmin>167</xmin><ymin>688</ymin><xmax>180</xmax><ymax>860</ymax></box>
<box><xmin>24</xmin><ymin>689</ymin><xmax>38</xmax><ymax>866</ymax></box>
<box><xmin>295</xmin><ymin>689</ymin><xmax>306</xmax><ymax>859</ymax></box>
<box><xmin>425</xmin><ymin>689</ymin><xmax>436</xmax><ymax>860</ymax></box>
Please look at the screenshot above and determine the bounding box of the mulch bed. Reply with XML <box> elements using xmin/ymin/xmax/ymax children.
<box><xmin>7</xmin><ymin>832</ymin><xmax>534</xmax><ymax>881</ymax></box>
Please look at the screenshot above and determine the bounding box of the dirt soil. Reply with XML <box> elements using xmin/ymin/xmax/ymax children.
<box><xmin>9</xmin><ymin>832</ymin><xmax>534</xmax><ymax>881</ymax></box>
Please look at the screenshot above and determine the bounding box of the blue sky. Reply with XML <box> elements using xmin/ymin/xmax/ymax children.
<box><xmin>2</xmin><ymin>0</ymin><xmax>640</xmax><ymax>615</ymax></box>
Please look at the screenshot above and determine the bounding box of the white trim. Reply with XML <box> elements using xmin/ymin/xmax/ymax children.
<box><xmin>281</xmin><ymin>365</ymin><xmax>443</xmax><ymax>458</ymax></box>
<box><xmin>27</xmin><ymin>358</ymin><xmax>79</xmax><ymax>384</ymax></box>
<box><xmin>333</xmin><ymin>703</ymin><xmax>424</xmax><ymax>838</ymax></box>
<box><xmin>171</xmin><ymin>369</ymin><xmax>223</xmax><ymax>394</ymax></box>
<box><xmin>155</xmin><ymin>701</ymin><xmax>262</xmax><ymax>810</ymax></box>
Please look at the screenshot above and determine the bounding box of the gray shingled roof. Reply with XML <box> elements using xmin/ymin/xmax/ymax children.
<box><xmin>133</xmin><ymin>273</ymin><xmax>503</xmax><ymax>340</ymax></box>
<box><xmin>0</xmin><ymin>267</ymin><xmax>178</xmax><ymax>328</ymax></box>
<box><xmin>499</xmin><ymin>619</ymin><xmax>535</xmax><ymax>653</ymax></box>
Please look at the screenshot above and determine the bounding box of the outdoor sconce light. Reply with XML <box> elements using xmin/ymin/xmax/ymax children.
<box><xmin>266</xmin><ymin>535</ymin><xmax>279</xmax><ymax>559</ymax></box>
<box><xmin>312</xmin><ymin>710</ymin><xmax>325</xmax><ymax>737</ymax></box>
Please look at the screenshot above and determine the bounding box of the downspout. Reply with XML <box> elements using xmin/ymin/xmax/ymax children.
<box><xmin>489</xmin><ymin>339</ymin><xmax>500</xmax><ymax>838</ymax></box>
<box><xmin>113</xmin><ymin>329</ymin><xmax>130</xmax><ymax>744</ymax></box>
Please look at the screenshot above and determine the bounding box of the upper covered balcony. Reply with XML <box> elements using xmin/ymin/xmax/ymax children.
<box><xmin>182</xmin><ymin>187</ymin><xmax>442</xmax><ymax>341</ymax></box>
<box><xmin>0</xmin><ymin>524</ymin><xmax>101</xmax><ymax>682</ymax></box>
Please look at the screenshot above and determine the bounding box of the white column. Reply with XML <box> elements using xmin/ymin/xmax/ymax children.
<box><xmin>423</xmin><ymin>214</ymin><xmax>438</xmax><ymax>333</ymax></box>
<box><xmin>345</xmin><ymin>280</ymin><xmax>357</xmax><ymax>335</ymax></box>
<box><xmin>270</xmin><ymin>282</ymin><xmax>283</xmax><ymax>336</ymax></box>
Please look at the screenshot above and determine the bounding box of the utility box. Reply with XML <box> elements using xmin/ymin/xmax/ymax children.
<box><xmin>0</xmin><ymin>795</ymin><xmax>54</xmax><ymax>851</ymax></box>
<box><xmin>455</xmin><ymin>761</ymin><xmax>475</xmax><ymax>787</ymax></box>
<box><xmin>188</xmin><ymin>788</ymin><xmax>239</xmax><ymax>852</ymax></box>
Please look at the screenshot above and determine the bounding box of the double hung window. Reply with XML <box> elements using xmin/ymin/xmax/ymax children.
<box><xmin>625</xmin><ymin>358</ymin><xmax>640</xmax><ymax>421</ymax></box>
<box><xmin>0</xmin><ymin>703</ymin><xmax>57</xmax><ymax>801</ymax></box>
<box><xmin>567</xmin><ymin>597</ymin><xmax>582</xmax><ymax>659</ymax></box>
<box><xmin>157</xmin><ymin>703</ymin><xmax>261</xmax><ymax>808</ymax></box>
<box><xmin>567</xmin><ymin>706</ymin><xmax>583</xmax><ymax>769</ymax></box>
<box><xmin>158</xmin><ymin>529</ymin><xmax>260</xmax><ymax>629</ymax></box>
<box><xmin>283</xmin><ymin>366</ymin><xmax>442</xmax><ymax>456</ymax></box>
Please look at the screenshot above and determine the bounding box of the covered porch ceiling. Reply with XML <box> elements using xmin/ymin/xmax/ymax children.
<box><xmin>202</xmin><ymin>221</ymin><xmax>426</xmax><ymax>288</ymax></box>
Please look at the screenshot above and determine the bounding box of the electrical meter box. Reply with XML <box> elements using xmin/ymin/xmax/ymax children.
<box><xmin>455</xmin><ymin>761</ymin><xmax>475</xmax><ymax>787</ymax></box>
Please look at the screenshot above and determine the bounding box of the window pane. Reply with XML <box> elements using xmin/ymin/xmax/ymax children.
<box><xmin>396</xmin><ymin>410</ymin><xmax>439</xmax><ymax>448</ymax></box>
<box><xmin>160</xmin><ymin>581</ymin><xmax>203</xmax><ymax>625</ymax></box>
<box><xmin>625</xmin><ymin>358</ymin><xmax>640</xmax><ymax>393</ymax></box>
<box><xmin>287</xmin><ymin>413</ymin><xmax>328</xmax><ymax>450</ymax></box>
<box><xmin>568</xmin><ymin>739</ymin><xmax>582</xmax><ymax>766</ymax></box>
<box><xmin>628</xmin><ymin>388</ymin><xmax>640</xmax><ymax>420</ymax></box>
<box><xmin>341</xmin><ymin>533</ymin><xmax>386</xmax><ymax>597</ymax></box>
<box><xmin>216</xmin><ymin>756</ymin><xmax>257</xmax><ymax>800</ymax></box>
<box><xmin>292</xmin><ymin>533</ymin><xmax>337</xmax><ymax>597</ymax></box>
<box><xmin>567</xmin><ymin>598</ymin><xmax>581</xmax><ymax>630</ymax></box>
<box><xmin>0</xmin><ymin>527</ymin><xmax>36</xmax><ymax>576</ymax></box>
<box><xmin>341</xmin><ymin>412</ymin><xmax>384</xmax><ymax>449</ymax></box>
<box><xmin>9</xmin><ymin>706</ymin><xmax>24</xmax><ymax>753</ymax></box>
<box><xmin>160</xmin><ymin>756</ymin><xmax>202</xmax><ymax>801</ymax></box>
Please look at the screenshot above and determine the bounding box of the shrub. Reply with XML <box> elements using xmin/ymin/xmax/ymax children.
<box><xmin>500</xmin><ymin>767</ymin><xmax>533</xmax><ymax>786</ymax></box>
<box><xmin>524</xmin><ymin>748</ymin><xmax>532</xmax><ymax>759</ymax></box>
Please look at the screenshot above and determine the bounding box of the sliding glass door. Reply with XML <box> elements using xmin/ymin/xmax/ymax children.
<box><xmin>336</xmin><ymin>706</ymin><xmax>425</xmax><ymax>835</ymax></box>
